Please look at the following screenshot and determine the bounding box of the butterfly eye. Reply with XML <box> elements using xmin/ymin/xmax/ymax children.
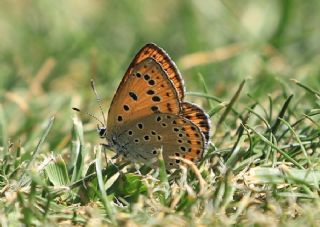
<box><xmin>97</xmin><ymin>125</ymin><xmax>107</xmax><ymax>138</ymax></box>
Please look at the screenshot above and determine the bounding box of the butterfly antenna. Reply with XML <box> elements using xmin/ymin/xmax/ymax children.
<box><xmin>90</xmin><ymin>79</ymin><xmax>107</xmax><ymax>126</ymax></box>
<box><xmin>72</xmin><ymin>107</ymin><xmax>105</xmax><ymax>126</ymax></box>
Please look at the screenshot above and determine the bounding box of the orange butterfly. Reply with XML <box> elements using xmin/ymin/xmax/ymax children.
<box><xmin>96</xmin><ymin>43</ymin><xmax>210</xmax><ymax>169</ymax></box>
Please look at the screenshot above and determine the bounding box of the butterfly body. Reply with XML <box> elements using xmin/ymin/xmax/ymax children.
<box><xmin>102</xmin><ymin>43</ymin><xmax>211</xmax><ymax>169</ymax></box>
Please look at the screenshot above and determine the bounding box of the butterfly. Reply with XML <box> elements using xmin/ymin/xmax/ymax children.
<box><xmin>95</xmin><ymin>43</ymin><xmax>210</xmax><ymax>169</ymax></box>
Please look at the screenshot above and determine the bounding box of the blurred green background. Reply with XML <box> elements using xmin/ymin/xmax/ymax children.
<box><xmin>0</xmin><ymin>0</ymin><xmax>319</xmax><ymax>149</ymax></box>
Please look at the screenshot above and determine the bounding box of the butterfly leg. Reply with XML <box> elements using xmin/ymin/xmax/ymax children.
<box><xmin>111</xmin><ymin>154</ymin><xmax>119</xmax><ymax>159</ymax></box>
<box><xmin>99</xmin><ymin>143</ymin><xmax>121</xmax><ymax>160</ymax></box>
<box><xmin>100</xmin><ymin>143</ymin><xmax>113</xmax><ymax>164</ymax></box>
<box><xmin>100</xmin><ymin>143</ymin><xmax>111</xmax><ymax>150</ymax></box>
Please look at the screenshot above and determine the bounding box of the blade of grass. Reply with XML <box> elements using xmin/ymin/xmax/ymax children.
<box><xmin>269</xmin><ymin>94</ymin><xmax>293</xmax><ymax>134</ymax></box>
<box><xmin>246</xmin><ymin>94</ymin><xmax>269</xmax><ymax>120</ymax></box>
<box><xmin>303</xmin><ymin>114</ymin><xmax>320</xmax><ymax>129</ymax></box>
<box><xmin>245</xmin><ymin>167</ymin><xmax>320</xmax><ymax>187</ymax></box>
<box><xmin>212</xmin><ymin>177</ymin><xmax>225</xmax><ymax>209</ymax></box>
<box><xmin>208</xmin><ymin>102</ymin><xmax>227</xmax><ymax>117</ymax></box>
<box><xmin>70</xmin><ymin>116</ymin><xmax>86</xmax><ymax>182</ymax></box>
<box><xmin>265</xmin><ymin>133</ymin><xmax>275</xmax><ymax>167</ymax></box>
<box><xmin>45</xmin><ymin>155</ymin><xmax>70</xmax><ymax>186</ymax></box>
<box><xmin>19</xmin><ymin>116</ymin><xmax>55</xmax><ymax>187</ymax></box>
<box><xmin>291</xmin><ymin>79</ymin><xmax>320</xmax><ymax>96</ymax></box>
<box><xmin>279</xmin><ymin>118</ymin><xmax>312</xmax><ymax>167</ymax></box>
<box><xmin>68</xmin><ymin>161</ymin><xmax>129</xmax><ymax>190</ymax></box>
<box><xmin>25</xmin><ymin>116</ymin><xmax>55</xmax><ymax>170</ymax></box>
<box><xmin>225</xmin><ymin>104</ymin><xmax>255</xmax><ymax>167</ymax></box>
<box><xmin>95</xmin><ymin>145</ymin><xmax>116</xmax><ymax>224</ymax></box>
<box><xmin>268</xmin><ymin>95</ymin><xmax>273</xmax><ymax>122</ymax></box>
<box><xmin>270</xmin><ymin>0</ymin><xmax>292</xmax><ymax>47</ymax></box>
<box><xmin>245</xmin><ymin>124</ymin><xmax>304</xmax><ymax>169</ymax></box>
<box><xmin>245</xmin><ymin>106</ymin><xmax>271</xmax><ymax>130</ymax></box>
<box><xmin>158</xmin><ymin>147</ymin><xmax>169</xmax><ymax>186</ymax></box>
<box><xmin>214</xmin><ymin>80</ymin><xmax>246</xmax><ymax>136</ymax></box>
<box><xmin>220</xmin><ymin>170</ymin><xmax>235</xmax><ymax>211</ymax></box>
<box><xmin>187</xmin><ymin>91</ymin><xmax>241</xmax><ymax>118</ymax></box>
<box><xmin>198</xmin><ymin>73</ymin><xmax>214</xmax><ymax>109</ymax></box>
<box><xmin>0</xmin><ymin>104</ymin><xmax>8</xmax><ymax>158</ymax></box>
<box><xmin>186</xmin><ymin>92</ymin><xmax>223</xmax><ymax>103</ymax></box>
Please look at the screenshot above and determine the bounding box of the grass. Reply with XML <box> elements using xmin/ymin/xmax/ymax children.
<box><xmin>1</xmin><ymin>1</ymin><xmax>320</xmax><ymax>226</ymax></box>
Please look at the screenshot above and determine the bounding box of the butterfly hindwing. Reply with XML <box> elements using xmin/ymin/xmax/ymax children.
<box><xmin>181</xmin><ymin>102</ymin><xmax>211</xmax><ymax>144</ymax></box>
<box><xmin>117</xmin><ymin>113</ymin><xmax>206</xmax><ymax>169</ymax></box>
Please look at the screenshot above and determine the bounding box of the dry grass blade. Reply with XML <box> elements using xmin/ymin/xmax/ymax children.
<box><xmin>179</xmin><ymin>43</ymin><xmax>246</xmax><ymax>70</ymax></box>
<box><xmin>171</xmin><ymin>156</ymin><xmax>207</xmax><ymax>196</ymax></box>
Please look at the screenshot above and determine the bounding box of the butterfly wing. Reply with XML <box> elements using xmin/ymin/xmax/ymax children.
<box><xmin>116</xmin><ymin>113</ymin><xmax>206</xmax><ymax>169</ymax></box>
<box><xmin>105</xmin><ymin>43</ymin><xmax>211</xmax><ymax>169</ymax></box>
<box><xmin>181</xmin><ymin>102</ymin><xmax>211</xmax><ymax>144</ymax></box>
<box><xmin>120</xmin><ymin>43</ymin><xmax>185</xmax><ymax>100</ymax></box>
<box><xmin>107</xmin><ymin>43</ymin><xmax>185</xmax><ymax>137</ymax></box>
<box><xmin>106</xmin><ymin>57</ymin><xmax>182</xmax><ymax>137</ymax></box>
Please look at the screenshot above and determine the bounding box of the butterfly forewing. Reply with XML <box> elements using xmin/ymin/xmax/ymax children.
<box><xmin>116</xmin><ymin>43</ymin><xmax>185</xmax><ymax>100</ymax></box>
<box><xmin>107</xmin><ymin>57</ymin><xmax>182</xmax><ymax>135</ymax></box>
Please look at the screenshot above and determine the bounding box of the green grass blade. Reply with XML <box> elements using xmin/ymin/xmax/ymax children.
<box><xmin>270</xmin><ymin>94</ymin><xmax>293</xmax><ymax>134</ymax></box>
<box><xmin>245</xmin><ymin>167</ymin><xmax>320</xmax><ymax>187</ymax></box>
<box><xmin>215</xmin><ymin>80</ymin><xmax>246</xmax><ymax>136</ymax></box>
<box><xmin>225</xmin><ymin>104</ymin><xmax>255</xmax><ymax>167</ymax></box>
<box><xmin>279</xmin><ymin>118</ymin><xmax>312</xmax><ymax>167</ymax></box>
<box><xmin>198</xmin><ymin>73</ymin><xmax>214</xmax><ymax>109</ymax></box>
<box><xmin>186</xmin><ymin>92</ymin><xmax>223</xmax><ymax>103</ymax></box>
<box><xmin>45</xmin><ymin>155</ymin><xmax>70</xmax><ymax>186</ymax></box>
<box><xmin>0</xmin><ymin>104</ymin><xmax>8</xmax><ymax>158</ymax></box>
<box><xmin>158</xmin><ymin>148</ymin><xmax>169</xmax><ymax>185</ymax></box>
<box><xmin>25</xmin><ymin>116</ymin><xmax>55</xmax><ymax>170</ymax></box>
<box><xmin>245</xmin><ymin>124</ymin><xmax>304</xmax><ymax>169</ymax></box>
<box><xmin>19</xmin><ymin>116</ymin><xmax>55</xmax><ymax>187</ymax></box>
<box><xmin>95</xmin><ymin>145</ymin><xmax>116</xmax><ymax>224</ymax></box>
<box><xmin>70</xmin><ymin>116</ymin><xmax>86</xmax><ymax>182</ymax></box>
<box><xmin>292</xmin><ymin>79</ymin><xmax>320</xmax><ymax>96</ymax></box>
<box><xmin>208</xmin><ymin>102</ymin><xmax>227</xmax><ymax>117</ymax></box>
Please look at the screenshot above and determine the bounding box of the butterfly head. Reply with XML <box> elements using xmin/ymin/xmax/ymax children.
<box><xmin>97</xmin><ymin>124</ymin><xmax>107</xmax><ymax>138</ymax></box>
